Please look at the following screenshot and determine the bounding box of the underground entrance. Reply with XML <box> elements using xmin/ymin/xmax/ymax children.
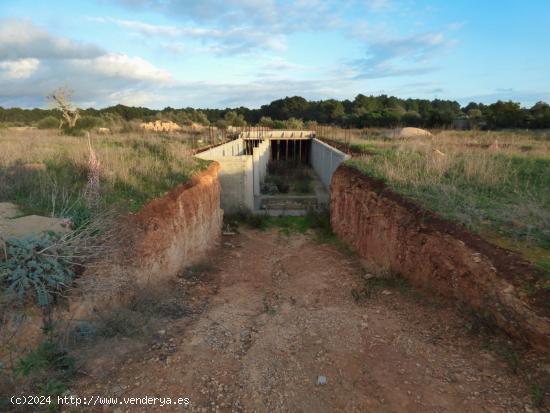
<box><xmin>196</xmin><ymin>130</ymin><xmax>349</xmax><ymax>215</ymax></box>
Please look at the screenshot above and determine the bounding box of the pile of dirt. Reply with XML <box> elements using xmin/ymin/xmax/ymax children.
<box><xmin>190</xmin><ymin>122</ymin><xmax>204</xmax><ymax>131</ymax></box>
<box><xmin>392</xmin><ymin>127</ymin><xmax>433</xmax><ymax>138</ymax></box>
<box><xmin>139</xmin><ymin>120</ymin><xmax>182</xmax><ymax>132</ymax></box>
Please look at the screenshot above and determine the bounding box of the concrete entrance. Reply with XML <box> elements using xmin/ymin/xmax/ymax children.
<box><xmin>196</xmin><ymin>130</ymin><xmax>349</xmax><ymax>215</ymax></box>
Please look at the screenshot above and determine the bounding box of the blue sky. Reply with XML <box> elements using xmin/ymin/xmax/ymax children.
<box><xmin>0</xmin><ymin>0</ymin><xmax>549</xmax><ymax>109</ymax></box>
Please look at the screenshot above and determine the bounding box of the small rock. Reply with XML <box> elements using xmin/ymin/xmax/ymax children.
<box><xmin>111</xmin><ymin>385</ymin><xmax>124</xmax><ymax>397</ymax></box>
<box><xmin>317</xmin><ymin>375</ymin><xmax>327</xmax><ymax>385</ymax></box>
<box><xmin>382</xmin><ymin>290</ymin><xmax>392</xmax><ymax>295</ymax></box>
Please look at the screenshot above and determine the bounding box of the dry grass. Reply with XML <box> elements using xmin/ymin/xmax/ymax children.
<box><xmin>339</xmin><ymin>129</ymin><xmax>550</xmax><ymax>272</ymax></box>
<box><xmin>0</xmin><ymin>129</ymin><xmax>209</xmax><ymax>219</ymax></box>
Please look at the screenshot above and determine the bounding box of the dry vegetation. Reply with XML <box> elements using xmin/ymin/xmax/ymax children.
<box><xmin>0</xmin><ymin>129</ymin><xmax>209</xmax><ymax>220</ymax></box>
<box><xmin>323</xmin><ymin>128</ymin><xmax>550</xmax><ymax>274</ymax></box>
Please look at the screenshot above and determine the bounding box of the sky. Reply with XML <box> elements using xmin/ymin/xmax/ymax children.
<box><xmin>0</xmin><ymin>0</ymin><xmax>549</xmax><ymax>109</ymax></box>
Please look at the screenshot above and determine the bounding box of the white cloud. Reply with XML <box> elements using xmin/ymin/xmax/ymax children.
<box><xmin>0</xmin><ymin>19</ymin><xmax>175</xmax><ymax>108</ymax></box>
<box><xmin>0</xmin><ymin>19</ymin><xmax>103</xmax><ymax>60</ymax></box>
<box><xmin>92</xmin><ymin>17</ymin><xmax>288</xmax><ymax>54</ymax></box>
<box><xmin>70</xmin><ymin>53</ymin><xmax>173</xmax><ymax>83</ymax></box>
<box><xmin>351</xmin><ymin>30</ymin><xmax>455</xmax><ymax>79</ymax></box>
<box><xmin>0</xmin><ymin>58</ymin><xmax>40</xmax><ymax>79</ymax></box>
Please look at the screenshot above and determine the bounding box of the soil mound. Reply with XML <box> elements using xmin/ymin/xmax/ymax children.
<box><xmin>394</xmin><ymin>127</ymin><xmax>433</xmax><ymax>138</ymax></box>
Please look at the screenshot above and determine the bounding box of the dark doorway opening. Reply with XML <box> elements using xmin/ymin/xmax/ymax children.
<box><xmin>269</xmin><ymin>139</ymin><xmax>311</xmax><ymax>164</ymax></box>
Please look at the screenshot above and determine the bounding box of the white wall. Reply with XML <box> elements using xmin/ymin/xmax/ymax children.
<box><xmin>196</xmin><ymin>138</ymin><xmax>255</xmax><ymax>212</ymax></box>
<box><xmin>252</xmin><ymin>139</ymin><xmax>270</xmax><ymax>196</ymax></box>
<box><xmin>310</xmin><ymin>138</ymin><xmax>350</xmax><ymax>188</ymax></box>
<box><xmin>197</xmin><ymin>137</ymin><xmax>347</xmax><ymax>211</ymax></box>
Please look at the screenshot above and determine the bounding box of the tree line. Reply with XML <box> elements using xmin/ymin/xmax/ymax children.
<box><xmin>1</xmin><ymin>95</ymin><xmax>549</xmax><ymax>130</ymax></box>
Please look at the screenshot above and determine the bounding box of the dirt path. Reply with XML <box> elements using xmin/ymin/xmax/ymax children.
<box><xmin>72</xmin><ymin>228</ymin><xmax>543</xmax><ymax>412</ymax></box>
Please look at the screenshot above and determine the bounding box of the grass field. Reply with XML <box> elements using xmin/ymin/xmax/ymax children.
<box><xmin>0</xmin><ymin>129</ymin><xmax>209</xmax><ymax>224</ymax></box>
<box><xmin>322</xmin><ymin>128</ymin><xmax>550</xmax><ymax>271</ymax></box>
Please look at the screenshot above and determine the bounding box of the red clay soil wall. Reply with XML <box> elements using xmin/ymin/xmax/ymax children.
<box><xmin>1</xmin><ymin>163</ymin><xmax>223</xmax><ymax>363</ymax></box>
<box><xmin>331</xmin><ymin>165</ymin><xmax>550</xmax><ymax>353</ymax></box>
<box><xmin>129</xmin><ymin>162</ymin><xmax>223</xmax><ymax>284</ymax></box>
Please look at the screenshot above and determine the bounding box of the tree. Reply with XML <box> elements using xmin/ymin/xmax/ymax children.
<box><xmin>401</xmin><ymin>111</ymin><xmax>422</xmax><ymax>126</ymax></box>
<box><xmin>37</xmin><ymin>116</ymin><xmax>60</xmax><ymax>129</ymax></box>
<box><xmin>530</xmin><ymin>101</ymin><xmax>550</xmax><ymax>128</ymax></box>
<box><xmin>486</xmin><ymin>101</ymin><xmax>525</xmax><ymax>128</ymax></box>
<box><xmin>47</xmin><ymin>87</ymin><xmax>79</xmax><ymax>129</ymax></box>
<box><xmin>258</xmin><ymin>116</ymin><xmax>274</xmax><ymax>128</ymax></box>
<box><xmin>224</xmin><ymin>111</ymin><xmax>247</xmax><ymax>127</ymax></box>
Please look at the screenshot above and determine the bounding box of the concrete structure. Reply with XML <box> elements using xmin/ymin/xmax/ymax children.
<box><xmin>239</xmin><ymin>130</ymin><xmax>315</xmax><ymax>140</ymax></box>
<box><xmin>310</xmin><ymin>138</ymin><xmax>350</xmax><ymax>187</ymax></box>
<box><xmin>196</xmin><ymin>132</ymin><xmax>349</xmax><ymax>214</ymax></box>
<box><xmin>196</xmin><ymin>138</ymin><xmax>270</xmax><ymax>213</ymax></box>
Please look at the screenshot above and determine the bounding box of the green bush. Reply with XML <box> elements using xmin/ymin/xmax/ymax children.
<box><xmin>0</xmin><ymin>233</ymin><xmax>75</xmax><ymax>307</ymax></box>
<box><xmin>75</xmin><ymin>115</ymin><xmax>103</xmax><ymax>130</ymax></box>
<box><xmin>37</xmin><ymin>116</ymin><xmax>60</xmax><ymax>129</ymax></box>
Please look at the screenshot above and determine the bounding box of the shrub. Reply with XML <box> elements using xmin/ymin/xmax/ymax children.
<box><xmin>37</xmin><ymin>116</ymin><xmax>60</xmax><ymax>129</ymax></box>
<box><xmin>0</xmin><ymin>234</ymin><xmax>74</xmax><ymax>307</ymax></box>
<box><xmin>75</xmin><ymin>115</ymin><xmax>103</xmax><ymax>130</ymax></box>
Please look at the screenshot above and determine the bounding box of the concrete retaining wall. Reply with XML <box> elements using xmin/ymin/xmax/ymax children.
<box><xmin>197</xmin><ymin>136</ymin><xmax>346</xmax><ymax>211</ymax></box>
<box><xmin>197</xmin><ymin>139</ymin><xmax>244</xmax><ymax>157</ymax></box>
<box><xmin>310</xmin><ymin>138</ymin><xmax>350</xmax><ymax>188</ymax></box>
<box><xmin>197</xmin><ymin>138</ymin><xmax>269</xmax><ymax>212</ymax></box>
<box><xmin>253</xmin><ymin>140</ymin><xmax>270</xmax><ymax>196</ymax></box>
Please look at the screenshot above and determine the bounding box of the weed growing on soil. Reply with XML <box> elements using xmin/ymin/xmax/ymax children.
<box><xmin>225</xmin><ymin>208</ymin><xmax>343</xmax><ymax>246</ymax></box>
<box><xmin>0</xmin><ymin>233</ymin><xmax>75</xmax><ymax>307</ymax></box>
<box><xmin>262</xmin><ymin>160</ymin><xmax>314</xmax><ymax>195</ymax></box>
<box><xmin>178</xmin><ymin>262</ymin><xmax>216</xmax><ymax>283</ymax></box>
<box><xmin>530</xmin><ymin>383</ymin><xmax>547</xmax><ymax>407</ymax></box>
<box><xmin>10</xmin><ymin>339</ymin><xmax>76</xmax><ymax>411</ymax></box>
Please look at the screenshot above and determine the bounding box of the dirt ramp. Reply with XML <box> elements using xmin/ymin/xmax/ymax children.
<box><xmin>330</xmin><ymin>165</ymin><xmax>550</xmax><ymax>353</ymax></box>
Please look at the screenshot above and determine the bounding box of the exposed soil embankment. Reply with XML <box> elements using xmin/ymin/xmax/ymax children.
<box><xmin>3</xmin><ymin>163</ymin><xmax>223</xmax><ymax>342</ymax></box>
<box><xmin>331</xmin><ymin>165</ymin><xmax>550</xmax><ymax>353</ymax></box>
<box><xmin>129</xmin><ymin>162</ymin><xmax>223</xmax><ymax>284</ymax></box>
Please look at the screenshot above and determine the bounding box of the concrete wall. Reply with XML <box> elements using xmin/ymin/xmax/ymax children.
<box><xmin>240</xmin><ymin>130</ymin><xmax>314</xmax><ymax>139</ymax></box>
<box><xmin>197</xmin><ymin>139</ymin><xmax>244</xmax><ymax>157</ymax></box>
<box><xmin>197</xmin><ymin>136</ymin><xmax>345</xmax><ymax>211</ymax></box>
<box><xmin>310</xmin><ymin>138</ymin><xmax>350</xmax><ymax>188</ymax></box>
<box><xmin>252</xmin><ymin>140</ymin><xmax>270</xmax><ymax>196</ymax></box>
<box><xmin>196</xmin><ymin>138</ymin><xmax>258</xmax><ymax>212</ymax></box>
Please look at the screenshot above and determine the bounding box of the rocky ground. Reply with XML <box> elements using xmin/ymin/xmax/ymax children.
<box><xmin>68</xmin><ymin>228</ymin><xmax>548</xmax><ymax>412</ymax></box>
